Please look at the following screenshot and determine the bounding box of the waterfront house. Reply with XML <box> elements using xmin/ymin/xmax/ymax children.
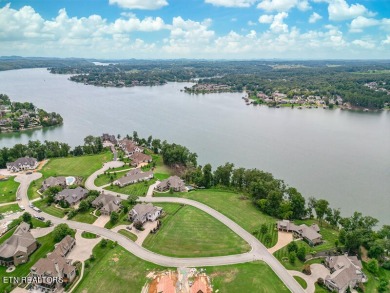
<box><xmin>40</xmin><ymin>176</ymin><xmax>67</xmax><ymax>192</ymax></box>
<box><xmin>0</xmin><ymin>222</ymin><xmax>37</xmax><ymax>266</ymax></box>
<box><xmin>114</xmin><ymin>169</ymin><xmax>154</xmax><ymax>187</ymax></box>
<box><xmin>92</xmin><ymin>192</ymin><xmax>122</xmax><ymax>215</ymax></box>
<box><xmin>101</xmin><ymin>133</ymin><xmax>117</xmax><ymax>145</ymax></box>
<box><xmin>129</xmin><ymin>152</ymin><xmax>152</xmax><ymax>167</ymax></box>
<box><xmin>128</xmin><ymin>203</ymin><xmax>162</xmax><ymax>224</ymax></box>
<box><xmin>6</xmin><ymin>157</ymin><xmax>38</xmax><ymax>172</ymax></box>
<box><xmin>277</xmin><ymin>220</ymin><xmax>322</xmax><ymax>246</ymax></box>
<box><xmin>54</xmin><ymin>187</ymin><xmax>88</xmax><ymax>206</ymax></box>
<box><xmin>155</xmin><ymin>176</ymin><xmax>186</xmax><ymax>192</ymax></box>
<box><xmin>118</xmin><ymin>138</ymin><xmax>143</xmax><ymax>156</ymax></box>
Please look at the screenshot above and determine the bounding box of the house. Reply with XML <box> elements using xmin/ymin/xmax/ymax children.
<box><xmin>114</xmin><ymin>168</ymin><xmax>154</xmax><ymax>187</ymax></box>
<box><xmin>54</xmin><ymin>187</ymin><xmax>88</xmax><ymax>206</ymax></box>
<box><xmin>30</xmin><ymin>236</ymin><xmax>76</xmax><ymax>292</ymax></box>
<box><xmin>101</xmin><ymin>133</ymin><xmax>117</xmax><ymax>145</ymax></box>
<box><xmin>129</xmin><ymin>152</ymin><xmax>152</xmax><ymax>167</ymax></box>
<box><xmin>92</xmin><ymin>192</ymin><xmax>122</xmax><ymax>215</ymax></box>
<box><xmin>118</xmin><ymin>138</ymin><xmax>143</xmax><ymax>156</ymax></box>
<box><xmin>128</xmin><ymin>203</ymin><xmax>162</xmax><ymax>224</ymax></box>
<box><xmin>0</xmin><ymin>222</ymin><xmax>37</xmax><ymax>266</ymax></box>
<box><xmin>40</xmin><ymin>176</ymin><xmax>67</xmax><ymax>192</ymax></box>
<box><xmin>6</xmin><ymin>157</ymin><xmax>38</xmax><ymax>172</ymax></box>
<box><xmin>277</xmin><ymin>220</ymin><xmax>322</xmax><ymax>246</ymax></box>
<box><xmin>155</xmin><ymin>176</ymin><xmax>186</xmax><ymax>192</ymax></box>
<box><xmin>324</xmin><ymin>255</ymin><xmax>366</xmax><ymax>293</ymax></box>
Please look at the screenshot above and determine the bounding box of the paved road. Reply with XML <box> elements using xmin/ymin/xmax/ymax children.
<box><xmin>13</xmin><ymin>163</ymin><xmax>305</xmax><ymax>293</ymax></box>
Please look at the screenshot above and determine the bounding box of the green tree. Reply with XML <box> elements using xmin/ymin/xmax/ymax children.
<box><xmin>22</xmin><ymin>212</ymin><xmax>32</xmax><ymax>224</ymax></box>
<box><xmin>367</xmin><ymin>259</ymin><xmax>379</xmax><ymax>275</ymax></box>
<box><xmin>260</xmin><ymin>223</ymin><xmax>268</xmax><ymax>234</ymax></box>
<box><xmin>110</xmin><ymin>211</ymin><xmax>119</xmax><ymax>225</ymax></box>
<box><xmin>202</xmin><ymin>164</ymin><xmax>213</xmax><ymax>188</ymax></box>
<box><xmin>53</xmin><ymin>223</ymin><xmax>74</xmax><ymax>242</ymax></box>
<box><xmin>287</xmin><ymin>187</ymin><xmax>306</xmax><ymax>219</ymax></box>
<box><xmin>297</xmin><ymin>247</ymin><xmax>306</xmax><ymax>261</ymax></box>
<box><xmin>78</xmin><ymin>200</ymin><xmax>89</xmax><ymax>212</ymax></box>
<box><xmin>289</xmin><ymin>251</ymin><xmax>296</xmax><ymax>264</ymax></box>
<box><xmin>287</xmin><ymin>241</ymin><xmax>298</xmax><ymax>253</ymax></box>
<box><xmin>314</xmin><ymin>199</ymin><xmax>329</xmax><ymax>226</ymax></box>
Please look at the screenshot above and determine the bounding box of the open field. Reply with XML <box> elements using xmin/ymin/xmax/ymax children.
<box><xmin>0</xmin><ymin>176</ymin><xmax>19</xmax><ymax>203</ymax></box>
<box><xmin>105</xmin><ymin>178</ymin><xmax>157</xmax><ymax>197</ymax></box>
<box><xmin>41</xmin><ymin>151</ymin><xmax>113</xmax><ymax>181</ymax></box>
<box><xmin>142</xmin><ymin>203</ymin><xmax>250</xmax><ymax>257</ymax></box>
<box><xmin>71</xmin><ymin>210</ymin><xmax>97</xmax><ymax>224</ymax></box>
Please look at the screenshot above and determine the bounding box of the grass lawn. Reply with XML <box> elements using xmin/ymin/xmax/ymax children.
<box><xmin>74</xmin><ymin>241</ymin><xmax>167</xmax><ymax>293</ymax></box>
<box><xmin>27</xmin><ymin>177</ymin><xmax>44</xmax><ymax>200</ymax></box>
<box><xmin>41</xmin><ymin>151</ymin><xmax>113</xmax><ymax>181</ymax></box>
<box><xmin>362</xmin><ymin>262</ymin><xmax>390</xmax><ymax>293</ymax></box>
<box><xmin>33</xmin><ymin>199</ymin><xmax>66</xmax><ymax>218</ymax></box>
<box><xmin>142</xmin><ymin>203</ymin><xmax>250</xmax><ymax>257</ymax></box>
<box><xmin>0</xmin><ymin>177</ymin><xmax>19</xmax><ymax>203</ymax></box>
<box><xmin>82</xmin><ymin>231</ymin><xmax>98</xmax><ymax>239</ymax></box>
<box><xmin>294</xmin><ymin>276</ymin><xmax>308</xmax><ymax>289</ymax></box>
<box><xmin>0</xmin><ymin>232</ymin><xmax>57</xmax><ymax>292</ymax></box>
<box><xmin>0</xmin><ymin>203</ymin><xmax>21</xmax><ymax>215</ymax></box>
<box><xmin>104</xmin><ymin>209</ymin><xmax>131</xmax><ymax>229</ymax></box>
<box><xmin>273</xmin><ymin>240</ymin><xmax>311</xmax><ymax>270</ymax></box>
<box><xmin>71</xmin><ymin>210</ymin><xmax>97</xmax><ymax>224</ymax></box>
<box><xmin>31</xmin><ymin>218</ymin><xmax>48</xmax><ymax>228</ymax></box>
<box><xmin>105</xmin><ymin>178</ymin><xmax>157</xmax><ymax>197</ymax></box>
<box><xmin>118</xmin><ymin>229</ymin><xmax>138</xmax><ymax>242</ymax></box>
<box><xmin>206</xmin><ymin>261</ymin><xmax>290</xmax><ymax>292</ymax></box>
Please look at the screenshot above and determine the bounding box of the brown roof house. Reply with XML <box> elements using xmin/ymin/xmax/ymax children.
<box><xmin>40</xmin><ymin>176</ymin><xmax>67</xmax><ymax>192</ymax></box>
<box><xmin>29</xmin><ymin>235</ymin><xmax>76</xmax><ymax>292</ymax></box>
<box><xmin>129</xmin><ymin>152</ymin><xmax>152</xmax><ymax>167</ymax></box>
<box><xmin>324</xmin><ymin>254</ymin><xmax>367</xmax><ymax>293</ymax></box>
<box><xmin>118</xmin><ymin>138</ymin><xmax>143</xmax><ymax>156</ymax></box>
<box><xmin>92</xmin><ymin>192</ymin><xmax>122</xmax><ymax>215</ymax></box>
<box><xmin>155</xmin><ymin>176</ymin><xmax>187</xmax><ymax>192</ymax></box>
<box><xmin>114</xmin><ymin>168</ymin><xmax>154</xmax><ymax>188</ymax></box>
<box><xmin>54</xmin><ymin>187</ymin><xmax>88</xmax><ymax>206</ymax></box>
<box><xmin>277</xmin><ymin>220</ymin><xmax>322</xmax><ymax>246</ymax></box>
<box><xmin>128</xmin><ymin>203</ymin><xmax>162</xmax><ymax>224</ymax></box>
<box><xmin>6</xmin><ymin>157</ymin><xmax>38</xmax><ymax>172</ymax></box>
<box><xmin>0</xmin><ymin>222</ymin><xmax>37</xmax><ymax>266</ymax></box>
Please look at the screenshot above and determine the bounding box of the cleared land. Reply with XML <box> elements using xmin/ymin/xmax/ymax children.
<box><xmin>142</xmin><ymin>203</ymin><xmax>250</xmax><ymax>257</ymax></box>
<box><xmin>0</xmin><ymin>177</ymin><xmax>19</xmax><ymax>204</ymax></box>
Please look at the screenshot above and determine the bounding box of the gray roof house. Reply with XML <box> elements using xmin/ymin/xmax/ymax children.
<box><xmin>118</xmin><ymin>139</ymin><xmax>143</xmax><ymax>156</ymax></box>
<box><xmin>0</xmin><ymin>222</ymin><xmax>37</xmax><ymax>266</ymax></box>
<box><xmin>92</xmin><ymin>193</ymin><xmax>122</xmax><ymax>215</ymax></box>
<box><xmin>114</xmin><ymin>168</ymin><xmax>154</xmax><ymax>188</ymax></box>
<box><xmin>129</xmin><ymin>152</ymin><xmax>152</xmax><ymax>167</ymax></box>
<box><xmin>40</xmin><ymin>176</ymin><xmax>67</xmax><ymax>192</ymax></box>
<box><xmin>30</xmin><ymin>235</ymin><xmax>76</xmax><ymax>292</ymax></box>
<box><xmin>54</xmin><ymin>187</ymin><xmax>88</xmax><ymax>206</ymax></box>
<box><xmin>6</xmin><ymin>157</ymin><xmax>38</xmax><ymax>172</ymax></box>
<box><xmin>155</xmin><ymin>176</ymin><xmax>186</xmax><ymax>192</ymax></box>
<box><xmin>128</xmin><ymin>203</ymin><xmax>163</xmax><ymax>224</ymax></box>
<box><xmin>325</xmin><ymin>255</ymin><xmax>366</xmax><ymax>293</ymax></box>
<box><xmin>101</xmin><ymin>133</ymin><xmax>117</xmax><ymax>145</ymax></box>
<box><xmin>277</xmin><ymin>220</ymin><xmax>322</xmax><ymax>246</ymax></box>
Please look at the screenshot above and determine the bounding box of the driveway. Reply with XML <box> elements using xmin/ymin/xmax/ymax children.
<box><xmin>93</xmin><ymin>215</ymin><xmax>110</xmax><ymax>228</ymax></box>
<box><xmin>146</xmin><ymin>181</ymin><xmax>160</xmax><ymax>198</ymax></box>
<box><xmin>288</xmin><ymin>263</ymin><xmax>330</xmax><ymax>293</ymax></box>
<box><xmin>132</xmin><ymin>221</ymin><xmax>158</xmax><ymax>245</ymax></box>
<box><xmin>268</xmin><ymin>231</ymin><xmax>293</xmax><ymax>254</ymax></box>
<box><xmin>68</xmin><ymin>229</ymin><xmax>101</xmax><ymax>262</ymax></box>
<box><xmin>30</xmin><ymin>226</ymin><xmax>54</xmax><ymax>238</ymax></box>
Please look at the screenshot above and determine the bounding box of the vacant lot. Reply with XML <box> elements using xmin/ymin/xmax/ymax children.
<box><xmin>105</xmin><ymin>178</ymin><xmax>157</xmax><ymax>197</ymax></box>
<box><xmin>142</xmin><ymin>203</ymin><xmax>250</xmax><ymax>257</ymax></box>
<box><xmin>0</xmin><ymin>177</ymin><xmax>19</xmax><ymax>204</ymax></box>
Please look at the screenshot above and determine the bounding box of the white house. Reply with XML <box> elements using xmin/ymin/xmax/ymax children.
<box><xmin>128</xmin><ymin>203</ymin><xmax>162</xmax><ymax>224</ymax></box>
<box><xmin>6</xmin><ymin>157</ymin><xmax>38</xmax><ymax>172</ymax></box>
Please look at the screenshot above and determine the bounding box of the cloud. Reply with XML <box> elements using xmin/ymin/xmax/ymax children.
<box><xmin>204</xmin><ymin>0</ymin><xmax>257</xmax><ymax>7</ymax></box>
<box><xmin>327</xmin><ymin>0</ymin><xmax>374</xmax><ymax>21</ymax></box>
<box><xmin>352</xmin><ymin>39</ymin><xmax>375</xmax><ymax>49</ymax></box>
<box><xmin>247</xmin><ymin>20</ymin><xmax>257</xmax><ymax>26</ymax></box>
<box><xmin>349</xmin><ymin>16</ymin><xmax>379</xmax><ymax>33</ymax></box>
<box><xmin>270</xmin><ymin>12</ymin><xmax>288</xmax><ymax>33</ymax></box>
<box><xmin>309</xmin><ymin>12</ymin><xmax>322</xmax><ymax>23</ymax></box>
<box><xmin>109</xmin><ymin>0</ymin><xmax>168</xmax><ymax>10</ymax></box>
<box><xmin>382</xmin><ymin>36</ymin><xmax>390</xmax><ymax>45</ymax></box>
<box><xmin>259</xmin><ymin>14</ymin><xmax>274</xmax><ymax>23</ymax></box>
<box><xmin>257</xmin><ymin>0</ymin><xmax>310</xmax><ymax>12</ymax></box>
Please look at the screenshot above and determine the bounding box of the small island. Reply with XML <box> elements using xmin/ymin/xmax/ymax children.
<box><xmin>0</xmin><ymin>94</ymin><xmax>63</xmax><ymax>133</ymax></box>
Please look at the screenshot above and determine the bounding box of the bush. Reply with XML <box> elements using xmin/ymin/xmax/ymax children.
<box><xmin>302</xmin><ymin>264</ymin><xmax>311</xmax><ymax>275</ymax></box>
<box><xmin>287</xmin><ymin>241</ymin><xmax>298</xmax><ymax>253</ymax></box>
<box><xmin>317</xmin><ymin>278</ymin><xmax>324</xmax><ymax>286</ymax></box>
<box><xmin>100</xmin><ymin>239</ymin><xmax>108</xmax><ymax>248</ymax></box>
<box><xmin>289</xmin><ymin>251</ymin><xmax>296</xmax><ymax>264</ymax></box>
<box><xmin>297</xmin><ymin>247</ymin><xmax>306</xmax><ymax>262</ymax></box>
<box><xmin>367</xmin><ymin>259</ymin><xmax>379</xmax><ymax>275</ymax></box>
<box><xmin>134</xmin><ymin>221</ymin><xmax>143</xmax><ymax>230</ymax></box>
<box><xmin>378</xmin><ymin>278</ymin><xmax>389</xmax><ymax>293</ymax></box>
<box><xmin>382</xmin><ymin>261</ymin><xmax>390</xmax><ymax>270</ymax></box>
<box><xmin>260</xmin><ymin>223</ymin><xmax>268</xmax><ymax>234</ymax></box>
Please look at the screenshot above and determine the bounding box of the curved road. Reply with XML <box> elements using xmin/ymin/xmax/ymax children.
<box><xmin>14</xmin><ymin>162</ymin><xmax>305</xmax><ymax>293</ymax></box>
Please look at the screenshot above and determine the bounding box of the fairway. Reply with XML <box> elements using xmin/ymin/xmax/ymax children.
<box><xmin>41</xmin><ymin>151</ymin><xmax>113</xmax><ymax>180</ymax></box>
<box><xmin>0</xmin><ymin>177</ymin><xmax>19</xmax><ymax>204</ymax></box>
<box><xmin>142</xmin><ymin>203</ymin><xmax>250</xmax><ymax>257</ymax></box>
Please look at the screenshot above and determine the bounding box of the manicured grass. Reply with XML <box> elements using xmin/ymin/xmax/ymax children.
<box><xmin>315</xmin><ymin>283</ymin><xmax>330</xmax><ymax>293</ymax></box>
<box><xmin>0</xmin><ymin>232</ymin><xmax>57</xmax><ymax>293</ymax></box>
<box><xmin>71</xmin><ymin>210</ymin><xmax>97</xmax><ymax>224</ymax></box>
<box><xmin>104</xmin><ymin>209</ymin><xmax>131</xmax><ymax>229</ymax></box>
<box><xmin>41</xmin><ymin>151</ymin><xmax>113</xmax><ymax>181</ymax></box>
<box><xmin>294</xmin><ymin>276</ymin><xmax>307</xmax><ymax>289</ymax></box>
<box><xmin>82</xmin><ymin>231</ymin><xmax>98</xmax><ymax>239</ymax></box>
<box><xmin>118</xmin><ymin>229</ymin><xmax>137</xmax><ymax>242</ymax></box>
<box><xmin>154</xmin><ymin>173</ymin><xmax>170</xmax><ymax>180</ymax></box>
<box><xmin>31</xmin><ymin>218</ymin><xmax>48</xmax><ymax>228</ymax></box>
<box><xmin>143</xmin><ymin>203</ymin><xmax>250</xmax><ymax>257</ymax></box>
<box><xmin>206</xmin><ymin>261</ymin><xmax>290</xmax><ymax>292</ymax></box>
<box><xmin>273</xmin><ymin>240</ymin><xmax>309</xmax><ymax>270</ymax></box>
<box><xmin>33</xmin><ymin>199</ymin><xmax>66</xmax><ymax>218</ymax></box>
<box><xmin>0</xmin><ymin>177</ymin><xmax>19</xmax><ymax>203</ymax></box>
<box><xmin>27</xmin><ymin>177</ymin><xmax>44</xmax><ymax>200</ymax></box>
<box><xmin>105</xmin><ymin>178</ymin><xmax>157</xmax><ymax>197</ymax></box>
<box><xmin>0</xmin><ymin>203</ymin><xmax>21</xmax><ymax>214</ymax></box>
<box><xmin>74</xmin><ymin>241</ymin><xmax>166</xmax><ymax>293</ymax></box>
<box><xmin>95</xmin><ymin>172</ymin><xmax>122</xmax><ymax>187</ymax></box>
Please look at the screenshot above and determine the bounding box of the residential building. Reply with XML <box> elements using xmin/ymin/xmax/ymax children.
<box><xmin>128</xmin><ymin>203</ymin><xmax>162</xmax><ymax>224</ymax></box>
<box><xmin>155</xmin><ymin>176</ymin><xmax>186</xmax><ymax>192</ymax></box>
<box><xmin>0</xmin><ymin>222</ymin><xmax>37</xmax><ymax>266</ymax></box>
<box><xmin>30</xmin><ymin>236</ymin><xmax>76</xmax><ymax>292</ymax></box>
<box><xmin>118</xmin><ymin>138</ymin><xmax>143</xmax><ymax>156</ymax></box>
<box><xmin>6</xmin><ymin>157</ymin><xmax>38</xmax><ymax>172</ymax></box>
<box><xmin>54</xmin><ymin>187</ymin><xmax>88</xmax><ymax>206</ymax></box>
<box><xmin>101</xmin><ymin>133</ymin><xmax>117</xmax><ymax>145</ymax></box>
<box><xmin>324</xmin><ymin>255</ymin><xmax>367</xmax><ymax>293</ymax></box>
<box><xmin>92</xmin><ymin>192</ymin><xmax>122</xmax><ymax>215</ymax></box>
<box><xmin>277</xmin><ymin>220</ymin><xmax>322</xmax><ymax>246</ymax></box>
<box><xmin>129</xmin><ymin>152</ymin><xmax>152</xmax><ymax>167</ymax></box>
<box><xmin>40</xmin><ymin>176</ymin><xmax>67</xmax><ymax>192</ymax></box>
<box><xmin>114</xmin><ymin>168</ymin><xmax>154</xmax><ymax>187</ymax></box>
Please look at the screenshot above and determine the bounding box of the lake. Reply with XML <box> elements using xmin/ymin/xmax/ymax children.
<box><xmin>0</xmin><ymin>68</ymin><xmax>389</xmax><ymax>224</ymax></box>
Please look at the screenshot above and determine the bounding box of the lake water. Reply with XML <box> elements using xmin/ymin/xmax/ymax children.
<box><xmin>0</xmin><ymin>68</ymin><xmax>389</xmax><ymax>224</ymax></box>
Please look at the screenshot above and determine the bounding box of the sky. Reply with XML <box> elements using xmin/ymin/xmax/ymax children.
<box><xmin>0</xmin><ymin>0</ymin><xmax>389</xmax><ymax>59</ymax></box>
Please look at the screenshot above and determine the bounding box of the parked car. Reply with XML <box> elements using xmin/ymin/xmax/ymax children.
<box><xmin>26</xmin><ymin>171</ymin><xmax>33</xmax><ymax>175</ymax></box>
<box><xmin>33</xmin><ymin>207</ymin><xmax>42</xmax><ymax>213</ymax></box>
<box><xmin>20</xmin><ymin>205</ymin><xmax>25</xmax><ymax>210</ymax></box>
<box><xmin>34</xmin><ymin>215</ymin><xmax>45</xmax><ymax>221</ymax></box>
<box><xmin>126</xmin><ymin>226</ymin><xmax>132</xmax><ymax>230</ymax></box>
<box><xmin>29</xmin><ymin>203</ymin><xmax>34</xmax><ymax>208</ymax></box>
